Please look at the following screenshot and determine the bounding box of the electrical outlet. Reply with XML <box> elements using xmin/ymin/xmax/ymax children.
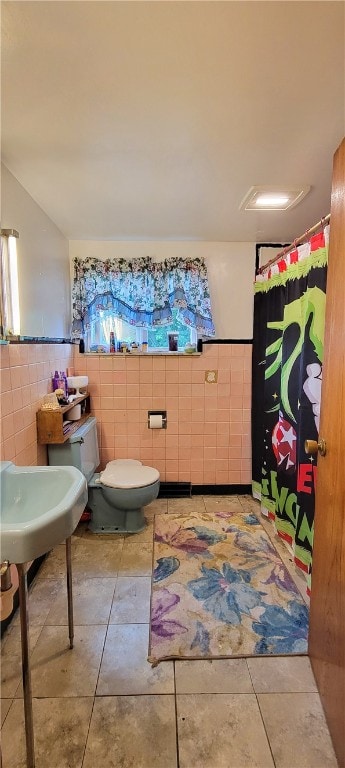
<box><xmin>205</xmin><ymin>370</ymin><xmax>218</xmax><ymax>383</ymax></box>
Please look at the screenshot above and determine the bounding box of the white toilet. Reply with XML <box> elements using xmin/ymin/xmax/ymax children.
<box><xmin>48</xmin><ymin>417</ymin><xmax>160</xmax><ymax>533</ymax></box>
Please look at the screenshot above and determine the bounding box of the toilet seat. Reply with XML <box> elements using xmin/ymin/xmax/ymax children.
<box><xmin>100</xmin><ymin>459</ymin><xmax>160</xmax><ymax>490</ymax></box>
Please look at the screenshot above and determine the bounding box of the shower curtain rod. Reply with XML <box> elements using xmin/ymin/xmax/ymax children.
<box><xmin>258</xmin><ymin>213</ymin><xmax>331</xmax><ymax>274</ymax></box>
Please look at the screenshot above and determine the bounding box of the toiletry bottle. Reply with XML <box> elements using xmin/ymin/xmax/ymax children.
<box><xmin>52</xmin><ymin>370</ymin><xmax>59</xmax><ymax>391</ymax></box>
<box><xmin>79</xmin><ymin>338</ymin><xmax>85</xmax><ymax>354</ymax></box>
<box><xmin>109</xmin><ymin>331</ymin><xmax>116</xmax><ymax>353</ymax></box>
<box><xmin>58</xmin><ymin>371</ymin><xmax>66</xmax><ymax>396</ymax></box>
<box><xmin>62</xmin><ymin>371</ymin><xmax>68</xmax><ymax>397</ymax></box>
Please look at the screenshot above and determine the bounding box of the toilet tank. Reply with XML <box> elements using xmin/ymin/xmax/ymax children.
<box><xmin>48</xmin><ymin>416</ymin><xmax>100</xmax><ymax>483</ymax></box>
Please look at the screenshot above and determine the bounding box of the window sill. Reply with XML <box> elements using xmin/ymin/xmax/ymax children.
<box><xmin>83</xmin><ymin>351</ymin><xmax>201</xmax><ymax>357</ymax></box>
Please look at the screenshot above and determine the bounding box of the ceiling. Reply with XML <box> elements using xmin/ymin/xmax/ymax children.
<box><xmin>1</xmin><ymin>1</ymin><xmax>344</xmax><ymax>243</ymax></box>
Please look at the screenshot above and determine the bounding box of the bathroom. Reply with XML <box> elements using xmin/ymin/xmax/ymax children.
<box><xmin>1</xmin><ymin>2</ymin><xmax>344</xmax><ymax>767</ymax></box>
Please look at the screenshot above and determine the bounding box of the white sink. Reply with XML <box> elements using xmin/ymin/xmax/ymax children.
<box><xmin>0</xmin><ymin>461</ymin><xmax>88</xmax><ymax>563</ymax></box>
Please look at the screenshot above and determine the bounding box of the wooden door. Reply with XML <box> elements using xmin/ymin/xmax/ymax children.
<box><xmin>308</xmin><ymin>137</ymin><xmax>345</xmax><ymax>767</ymax></box>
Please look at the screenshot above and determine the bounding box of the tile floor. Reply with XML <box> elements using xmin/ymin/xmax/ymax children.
<box><xmin>0</xmin><ymin>496</ymin><xmax>338</xmax><ymax>768</ymax></box>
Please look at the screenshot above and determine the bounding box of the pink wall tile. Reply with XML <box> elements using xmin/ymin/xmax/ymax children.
<box><xmin>216</xmin><ymin>446</ymin><xmax>229</xmax><ymax>459</ymax></box>
<box><xmin>216</xmin><ymin>470</ymin><xmax>230</xmax><ymax>484</ymax></box>
<box><xmin>153</xmin><ymin>371</ymin><xmax>166</xmax><ymax>384</ymax></box>
<box><xmin>152</xmin><ymin>357</ymin><xmax>165</xmax><ymax>370</ymax></box>
<box><xmin>0</xmin><ymin>346</ymin><xmax>10</xmax><ymax>369</ymax></box>
<box><xmin>166</xmin><ymin>460</ymin><xmax>178</xmax><ymax>475</ymax></box>
<box><xmin>113</xmin><ymin>384</ymin><xmax>127</xmax><ymax>398</ymax></box>
<box><xmin>9</xmin><ymin>367</ymin><xmax>21</xmax><ymax>390</ymax></box>
<box><xmin>139</xmin><ymin>370</ymin><xmax>153</xmax><ymax>384</ymax></box>
<box><xmin>2</xmin><ymin>413</ymin><xmax>14</xmax><ymax>440</ymax></box>
<box><xmin>114</xmin><ymin>396</ymin><xmax>127</xmax><ymax>410</ymax></box>
<box><xmin>12</xmin><ymin>388</ymin><xmax>23</xmax><ymax>412</ymax></box>
<box><xmin>1</xmin><ymin>391</ymin><xmax>14</xmax><ymax>416</ymax></box>
<box><xmin>1</xmin><ymin>436</ymin><xmax>16</xmax><ymax>461</ymax></box>
<box><xmin>191</xmin><ymin>447</ymin><xmax>204</xmax><ymax>460</ymax></box>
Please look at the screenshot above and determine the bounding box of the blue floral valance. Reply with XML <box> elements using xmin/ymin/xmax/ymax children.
<box><xmin>71</xmin><ymin>256</ymin><xmax>215</xmax><ymax>338</ymax></box>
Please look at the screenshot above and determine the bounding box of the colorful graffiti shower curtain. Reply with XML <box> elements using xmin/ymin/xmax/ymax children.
<box><xmin>252</xmin><ymin>227</ymin><xmax>329</xmax><ymax>593</ymax></box>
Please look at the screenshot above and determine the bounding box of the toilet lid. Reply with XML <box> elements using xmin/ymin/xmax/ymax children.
<box><xmin>100</xmin><ymin>459</ymin><xmax>160</xmax><ymax>489</ymax></box>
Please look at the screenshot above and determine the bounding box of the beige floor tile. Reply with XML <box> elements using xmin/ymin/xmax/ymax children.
<box><xmin>1</xmin><ymin>623</ymin><xmax>43</xmax><ymax>657</ymax></box>
<box><xmin>238</xmin><ymin>495</ymin><xmax>259</xmax><ymax>511</ymax></box>
<box><xmin>36</xmin><ymin>544</ymin><xmax>75</xmax><ymax>580</ymax></box>
<box><xmin>97</xmin><ymin>623</ymin><xmax>174</xmax><ymax>695</ymax></box>
<box><xmin>13</xmin><ymin>579</ymin><xmax>63</xmax><ymax>626</ymax></box>
<box><xmin>125</xmin><ymin>518</ymin><xmax>154</xmax><ymax>543</ymax></box>
<box><xmin>118</xmin><ymin>542</ymin><xmax>153</xmax><ymax>576</ymax></box>
<box><xmin>45</xmin><ymin>578</ymin><xmax>116</xmax><ymax>625</ymax></box>
<box><xmin>247</xmin><ymin>656</ymin><xmax>317</xmax><ymax>693</ymax></box>
<box><xmin>175</xmin><ymin>658</ymin><xmax>253</xmax><ymax>694</ymax></box>
<box><xmin>258</xmin><ymin>692</ymin><xmax>338</xmax><ymax>767</ymax></box>
<box><xmin>71</xmin><ymin>537</ymin><xmax>124</xmax><ymax>579</ymax></box>
<box><xmin>203</xmin><ymin>495</ymin><xmax>243</xmax><ymax>514</ymax></box>
<box><xmin>1</xmin><ymin>655</ymin><xmax>22</xmax><ymax>700</ymax></box>
<box><xmin>1</xmin><ymin>696</ymin><xmax>93</xmax><ymax>768</ymax></box>
<box><xmin>38</xmin><ymin>538</ymin><xmax>124</xmax><ymax>581</ymax></box>
<box><xmin>109</xmin><ymin>577</ymin><xmax>151</xmax><ymax>623</ymax></box>
<box><xmin>15</xmin><ymin>625</ymin><xmax>106</xmax><ymax>698</ymax></box>
<box><xmin>1</xmin><ymin>625</ymin><xmax>44</xmax><ymax>699</ymax></box>
<box><xmin>167</xmin><ymin>497</ymin><xmax>206</xmax><ymax>515</ymax></box>
<box><xmin>145</xmin><ymin>498</ymin><xmax>168</xmax><ymax>517</ymax></box>
<box><xmin>1</xmin><ymin>698</ymin><xmax>12</xmax><ymax>726</ymax></box>
<box><xmin>177</xmin><ymin>693</ymin><xmax>274</xmax><ymax>768</ymax></box>
<box><xmin>83</xmin><ymin>695</ymin><xmax>177</xmax><ymax>768</ymax></box>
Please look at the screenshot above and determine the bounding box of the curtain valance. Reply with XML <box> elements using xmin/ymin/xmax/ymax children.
<box><xmin>71</xmin><ymin>256</ymin><xmax>215</xmax><ymax>339</ymax></box>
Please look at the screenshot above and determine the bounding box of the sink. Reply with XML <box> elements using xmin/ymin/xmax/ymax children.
<box><xmin>0</xmin><ymin>461</ymin><xmax>88</xmax><ymax>563</ymax></box>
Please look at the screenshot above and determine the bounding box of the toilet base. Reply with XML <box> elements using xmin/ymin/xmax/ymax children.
<box><xmin>89</xmin><ymin>510</ymin><xmax>146</xmax><ymax>534</ymax></box>
<box><xmin>88</xmin><ymin>489</ymin><xmax>146</xmax><ymax>533</ymax></box>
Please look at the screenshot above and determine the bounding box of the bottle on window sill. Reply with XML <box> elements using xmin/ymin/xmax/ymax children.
<box><xmin>109</xmin><ymin>331</ymin><xmax>116</xmax><ymax>353</ymax></box>
<box><xmin>79</xmin><ymin>338</ymin><xmax>85</xmax><ymax>354</ymax></box>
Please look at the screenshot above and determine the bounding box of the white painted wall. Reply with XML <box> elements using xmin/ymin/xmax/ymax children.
<box><xmin>1</xmin><ymin>165</ymin><xmax>71</xmax><ymax>337</ymax></box>
<box><xmin>69</xmin><ymin>240</ymin><xmax>255</xmax><ymax>338</ymax></box>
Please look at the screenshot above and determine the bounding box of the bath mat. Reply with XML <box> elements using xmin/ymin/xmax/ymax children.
<box><xmin>148</xmin><ymin>507</ymin><xmax>308</xmax><ymax>666</ymax></box>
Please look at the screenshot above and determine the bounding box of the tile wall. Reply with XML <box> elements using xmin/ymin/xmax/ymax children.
<box><xmin>74</xmin><ymin>343</ymin><xmax>252</xmax><ymax>486</ymax></box>
<box><xmin>0</xmin><ymin>342</ymin><xmax>251</xmax><ymax>485</ymax></box>
<box><xmin>0</xmin><ymin>343</ymin><xmax>74</xmax><ymax>466</ymax></box>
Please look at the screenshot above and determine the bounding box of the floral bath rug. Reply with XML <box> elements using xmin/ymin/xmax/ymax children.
<box><xmin>148</xmin><ymin>508</ymin><xmax>308</xmax><ymax>665</ymax></box>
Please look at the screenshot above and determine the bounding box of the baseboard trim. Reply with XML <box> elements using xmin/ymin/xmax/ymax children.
<box><xmin>192</xmin><ymin>484</ymin><xmax>252</xmax><ymax>496</ymax></box>
<box><xmin>158</xmin><ymin>482</ymin><xmax>192</xmax><ymax>498</ymax></box>
<box><xmin>158</xmin><ymin>482</ymin><xmax>252</xmax><ymax>498</ymax></box>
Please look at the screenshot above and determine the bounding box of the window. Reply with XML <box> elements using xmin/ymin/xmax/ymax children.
<box><xmin>88</xmin><ymin>309</ymin><xmax>196</xmax><ymax>352</ymax></box>
<box><xmin>147</xmin><ymin>309</ymin><xmax>197</xmax><ymax>350</ymax></box>
<box><xmin>0</xmin><ymin>229</ymin><xmax>20</xmax><ymax>338</ymax></box>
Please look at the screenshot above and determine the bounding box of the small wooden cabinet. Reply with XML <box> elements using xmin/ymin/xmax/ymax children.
<box><xmin>37</xmin><ymin>394</ymin><xmax>91</xmax><ymax>444</ymax></box>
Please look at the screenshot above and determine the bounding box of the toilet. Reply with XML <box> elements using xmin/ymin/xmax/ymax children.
<box><xmin>48</xmin><ymin>417</ymin><xmax>160</xmax><ymax>533</ymax></box>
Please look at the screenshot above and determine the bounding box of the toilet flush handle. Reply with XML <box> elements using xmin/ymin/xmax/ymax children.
<box><xmin>75</xmin><ymin>437</ymin><xmax>84</xmax><ymax>445</ymax></box>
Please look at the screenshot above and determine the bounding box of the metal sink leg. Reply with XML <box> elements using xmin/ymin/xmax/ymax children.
<box><xmin>17</xmin><ymin>563</ymin><xmax>35</xmax><ymax>768</ymax></box>
<box><xmin>66</xmin><ymin>537</ymin><xmax>74</xmax><ymax>649</ymax></box>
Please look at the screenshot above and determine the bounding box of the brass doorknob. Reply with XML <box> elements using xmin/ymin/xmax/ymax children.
<box><xmin>304</xmin><ymin>438</ymin><xmax>327</xmax><ymax>457</ymax></box>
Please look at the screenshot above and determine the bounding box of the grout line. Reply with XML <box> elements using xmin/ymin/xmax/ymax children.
<box><xmin>255</xmin><ymin>692</ymin><xmax>277</xmax><ymax>768</ymax></box>
<box><xmin>80</xmin><ymin>695</ymin><xmax>96</xmax><ymax>767</ymax></box>
<box><xmin>246</xmin><ymin>660</ymin><xmax>277</xmax><ymax>768</ymax></box>
<box><xmin>173</xmin><ymin>661</ymin><xmax>180</xmax><ymax>768</ymax></box>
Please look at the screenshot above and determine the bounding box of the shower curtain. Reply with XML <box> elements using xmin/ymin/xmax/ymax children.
<box><xmin>252</xmin><ymin>227</ymin><xmax>329</xmax><ymax>593</ymax></box>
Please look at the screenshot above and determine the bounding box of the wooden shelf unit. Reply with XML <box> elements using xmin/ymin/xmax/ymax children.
<box><xmin>37</xmin><ymin>394</ymin><xmax>91</xmax><ymax>444</ymax></box>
